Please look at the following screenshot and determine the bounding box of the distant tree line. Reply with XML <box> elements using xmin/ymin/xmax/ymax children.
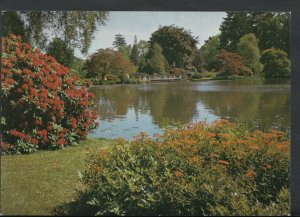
<box><xmin>4</xmin><ymin>11</ymin><xmax>290</xmax><ymax>81</ymax></box>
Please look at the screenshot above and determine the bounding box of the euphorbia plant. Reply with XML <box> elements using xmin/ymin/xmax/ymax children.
<box><xmin>1</xmin><ymin>34</ymin><xmax>99</xmax><ymax>154</ymax></box>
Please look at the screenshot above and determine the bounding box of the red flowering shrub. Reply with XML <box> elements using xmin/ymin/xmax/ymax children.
<box><xmin>1</xmin><ymin>34</ymin><xmax>98</xmax><ymax>154</ymax></box>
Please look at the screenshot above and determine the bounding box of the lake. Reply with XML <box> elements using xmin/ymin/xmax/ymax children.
<box><xmin>89</xmin><ymin>79</ymin><xmax>290</xmax><ymax>140</ymax></box>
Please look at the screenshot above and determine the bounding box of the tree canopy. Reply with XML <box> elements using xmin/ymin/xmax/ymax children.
<box><xmin>2</xmin><ymin>11</ymin><xmax>109</xmax><ymax>54</ymax></box>
<box><xmin>85</xmin><ymin>48</ymin><xmax>136</xmax><ymax>80</ymax></box>
<box><xmin>219</xmin><ymin>12</ymin><xmax>290</xmax><ymax>55</ymax></box>
<box><xmin>46</xmin><ymin>38</ymin><xmax>74</xmax><ymax>68</ymax></box>
<box><xmin>149</xmin><ymin>25</ymin><xmax>198</xmax><ymax>68</ymax></box>
<box><xmin>260</xmin><ymin>49</ymin><xmax>290</xmax><ymax>78</ymax></box>
<box><xmin>200</xmin><ymin>35</ymin><xmax>220</xmax><ymax>71</ymax></box>
<box><xmin>237</xmin><ymin>33</ymin><xmax>263</xmax><ymax>75</ymax></box>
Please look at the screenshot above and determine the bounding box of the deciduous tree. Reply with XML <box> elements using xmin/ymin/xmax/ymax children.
<box><xmin>2</xmin><ymin>11</ymin><xmax>108</xmax><ymax>54</ymax></box>
<box><xmin>149</xmin><ymin>25</ymin><xmax>198</xmax><ymax>68</ymax></box>
<box><xmin>237</xmin><ymin>33</ymin><xmax>263</xmax><ymax>75</ymax></box>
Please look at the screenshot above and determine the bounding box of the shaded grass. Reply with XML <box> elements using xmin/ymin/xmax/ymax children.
<box><xmin>0</xmin><ymin>138</ymin><xmax>114</xmax><ymax>215</ymax></box>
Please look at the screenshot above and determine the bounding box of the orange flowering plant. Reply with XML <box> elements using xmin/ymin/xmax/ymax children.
<box><xmin>75</xmin><ymin>119</ymin><xmax>289</xmax><ymax>216</ymax></box>
<box><xmin>1</xmin><ymin>35</ymin><xmax>99</xmax><ymax>154</ymax></box>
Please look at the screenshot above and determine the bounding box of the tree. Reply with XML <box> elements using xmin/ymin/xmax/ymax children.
<box><xmin>113</xmin><ymin>34</ymin><xmax>127</xmax><ymax>48</ymax></box>
<box><xmin>2</xmin><ymin>11</ymin><xmax>26</xmax><ymax>41</ymax></box>
<box><xmin>219</xmin><ymin>12</ymin><xmax>254</xmax><ymax>51</ymax></box>
<box><xmin>149</xmin><ymin>25</ymin><xmax>198</xmax><ymax>68</ymax></box>
<box><xmin>140</xmin><ymin>43</ymin><xmax>167</xmax><ymax>74</ymax></box>
<box><xmin>260</xmin><ymin>49</ymin><xmax>290</xmax><ymax>78</ymax></box>
<box><xmin>85</xmin><ymin>49</ymin><xmax>136</xmax><ymax>80</ymax></box>
<box><xmin>237</xmin><ymin>33</ymin><xmax>263</xmax><ymax>75</ymax></box>
<box><xmin>70</xmin><ymin>57</ymin><xmax>86</xmax><ymax>78</ymax></box>
<box><xmin>217</xmin><ymin>49</ymin><xmax>252</xmax><ymax>76</ymax></box>
<box><xmin>219</xmin><ymin>12</ymin><xmax>290</xmax><ymax>56</ymax></box>
<box><xmin>254</xmin><ymin>12</ymin><xmax>290</xmax><ymax>56</ymax></box>
<box><xmin>46</xmin><ymin>38</ymin><xmax>74</xmax><ymax>67</ymax></box>
<box><xmin>2</xmin><ymin>11</ymin><xmax>109</xmax><ymax>54</ymax></box>
<box><xmin>192</xmin><ymin>50</ymin><xmax>205</xmax><ymax>72</ymax></box>
<box><xmin>130</xmin><ymin>44</ymin><xmax>139</xmax><ymax>66</ymax></box>
<box><xmin>200</xmin><ymin>35</ymin><xmax>220</xmax><ymax>70</ymax></box>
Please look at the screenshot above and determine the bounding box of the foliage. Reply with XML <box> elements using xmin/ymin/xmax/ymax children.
<box><xmin>130</xmin><ymin>44</ymin><xmax>139</xmax><ymax>66</ymax></box>
<box><xmin>192</xmin><ymin>50</ymin><xmax>205</xmax><ymax>72</ymax></box>
<box><xmin>200</xmin><ymin>35</ymin><xmax>220</xmax><ymax>71</ymax></box>
<box><xmin>149</xmin><ymin>25</ymin><xmax>198</xmax><ymax>68</ymax></box>
<box><xmin>76</xmin><ymin>119</ymin><xmax>289</xmax><ymax>216</ymax></box>
<box><xmin>260</xmin><ymin>49</ymin><xmax>291</xmax><ymax>78</ymax></box>
<box><xmin>192</xmin><ymin>71</ymin><xmax>216</xmax><ymax>79</ymax></box>
<box><xmin>219</xmin><ymin>12</ymin><xmax>254</xmax><ymax>51</ymax></box>
<box><xmin>1</xmin><ymin>35</ymin><xmax>98</xmax><ymax>154</ymax></box>
<box><xmin>85</xmin><ymin>48</ymin><xmax>136</xmax><ymax>80</ymax></box>
<box><xmin>219</xmin><ymin>12</ymin><xmax>290</xmax><ymax>55</ymax></box>
<box><xmin>70</xmin><ymin>57</ymin><xmax>87</xmax><ymax>78</ymax></box>
<box><xmin>2</xmin><ymin>11</ymin><xmax>27</xmax><ymax>41</ymax></box>
<box><xmin>237</xmin><ymin>33</ymin><xmax>263</xmax><ymax>75</ymax></box>
<box><xmin>217</xmin><ymin>49</ymin><xmax>252</xmax><ymax>76</ymax></box>
<box><xmin>46</xmin><ymin>37</ymin><xmax>75</xmax><ymax>67</ymax></box>
<box><xmin>2</xmin><ymin>11</ymin><xmax>108</xmax><ymax>54</ymax></box>
<box><xmin>113</xmin><ymin>33</ymin><xmax>127</xmax><ymax>48</ymax></box>
<box><xmin>254</xmin><ymin>12</ymin><xmax>290</xmax><ymax>56</ymax></box>
<box><xmin>141</xmin><ymin>43</ymin><xmax>167</xmax><ymax>74</ymax></box>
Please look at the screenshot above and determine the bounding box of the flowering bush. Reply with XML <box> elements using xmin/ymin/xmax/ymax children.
<box><xmin>1</xmin><ymin>34</ymin><xmax>99</xmax><ymax>154</ymax></box>
<box><xmin>76</xmin><ymin>120</ymin><xmax>289</xmax><ymax>216</ymax></box>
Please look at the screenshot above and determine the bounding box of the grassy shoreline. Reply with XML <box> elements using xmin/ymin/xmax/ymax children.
<box><xmin>0</xmin><ymin>138</ymin><xmax>114</xmax><ymax>215</ymax></box>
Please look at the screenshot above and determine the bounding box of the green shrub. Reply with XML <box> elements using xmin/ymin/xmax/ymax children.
<box><xmin>75</xmin><ymin>120</ymin><xmax>289</xmax><ymax>215</ymax></box>
<box><xmin>261</xmin><ymin>49</ymin><xmax>291</xmax><ymax>78</ymax></box>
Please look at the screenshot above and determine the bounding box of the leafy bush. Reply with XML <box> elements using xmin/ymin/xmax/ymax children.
<box><xmin>1</xmin><ymin>34</ymin><xmax>99</xmax><ymax>154</ymax></box>
<box><xmin>76</xmin><ymin>119</ymin><xmax>289</xmax><ymax>216</ymax></box>
<box><xmin>217</xmin><ymin>49</ymin><xmax>253</xmax><ymax>76</ymax></box>
<box><xmin>192</xmin><ymin>71</ymin><xmax>216</xmax><ymax>79</ymax></box>
<box><xmin>261</xmin><ymin>48</ymin><xmax>291</xmax><ymax>78</ymax></box>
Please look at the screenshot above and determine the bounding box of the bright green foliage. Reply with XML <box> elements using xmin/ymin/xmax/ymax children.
<box><xmin>46</xmin><ymin>38</ymin><xmax>75</xmax><ymax>67</ymax></box>
<box><xmin>237</xmin><ymin>34</ymin><xmax>263</xmax><ymax>75</ymax></box>
<box><xmin>149</xmin><ymin>25</ymin><xmax>198</xmax><ymax>68</ymax></box>
<box><xmin>2</xmin><ymin>11</ymin><xmax>108</xmax><ymax>54</ymax></box>
<box><xmin>200</xmin><ymin>35</ymin><xmax>220</xmax><ymax>71</ymax></box>
<box><xmin>260</xmin><ymin>49</ymin><xmax>291</xmax><ymax>78</ymax></box>
<box><xmin>76</xmin><ymin>120</ymin><xmax>290</xmax><ymax>216</ymax></box>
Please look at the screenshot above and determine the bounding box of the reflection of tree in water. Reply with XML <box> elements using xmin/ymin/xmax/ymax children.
<box><xmin>90</xmin><ymin>85</ymin><xmax>142</xmax><ymax>121</ymax></box>
<box><xmin>144</xmin><ymin>83</ymin><xmax>199</xmax><ymax>126</ymax></box>
<box><xmin>89</xmin><ymin>80</ymin><xmax>290</xmax><ymax>130</ymax></box>
<box><xmin>198</xmin><ymin>91</ymin><xmax>290</xmax><ymax>129</ymax></box>
<box><xmin>89</xmin><ymin>83</ymin><xmax>199</xmax><ymax>126</ymax></box>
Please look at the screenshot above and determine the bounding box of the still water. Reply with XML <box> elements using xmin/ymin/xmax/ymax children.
<box><xmin>89</xmin><ymin>79</ymin><xmax>290</xmax><ymax>140</ymax></box>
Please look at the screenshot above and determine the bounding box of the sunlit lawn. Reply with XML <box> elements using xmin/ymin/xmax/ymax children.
<box><xmin>1</xmin><ymin>138</ymin><xmax>114</xmax><ymax>215</ymax></box>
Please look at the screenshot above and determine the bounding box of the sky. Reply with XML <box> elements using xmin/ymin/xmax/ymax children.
<box><xmin>75</xmin><ymin>12</ymin><xmax>226</xmax><ymax>58</ymax></box>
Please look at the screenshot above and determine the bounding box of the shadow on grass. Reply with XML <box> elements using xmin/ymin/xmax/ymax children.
<box><xmin>52</xmin><ymin>195</ymin><xmax>97</xmax><ymax>216</ymax></box>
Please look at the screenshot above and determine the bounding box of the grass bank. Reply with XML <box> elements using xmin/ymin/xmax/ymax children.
<box><xmin>0</xmin><ymin>138</ymin><xmax>114</xmax><ymax>215</ymax></box>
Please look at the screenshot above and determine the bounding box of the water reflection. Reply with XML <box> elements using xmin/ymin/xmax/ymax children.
<box><xmin>89</xmin><ymin>79</ymin><xmax>290</xmax><ymax>139</ymax></box>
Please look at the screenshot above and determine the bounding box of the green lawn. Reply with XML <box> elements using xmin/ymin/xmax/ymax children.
<box><xmin>0</xmin><ymin>138</ymin><xmax>114</xmax><ymax>215</ymax></box>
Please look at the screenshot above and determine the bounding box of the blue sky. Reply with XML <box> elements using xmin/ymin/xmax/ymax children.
<box><xmin>75</xmin><ymin>12</ymin><xmax>226</xmax><ymax>58</ymax></box>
